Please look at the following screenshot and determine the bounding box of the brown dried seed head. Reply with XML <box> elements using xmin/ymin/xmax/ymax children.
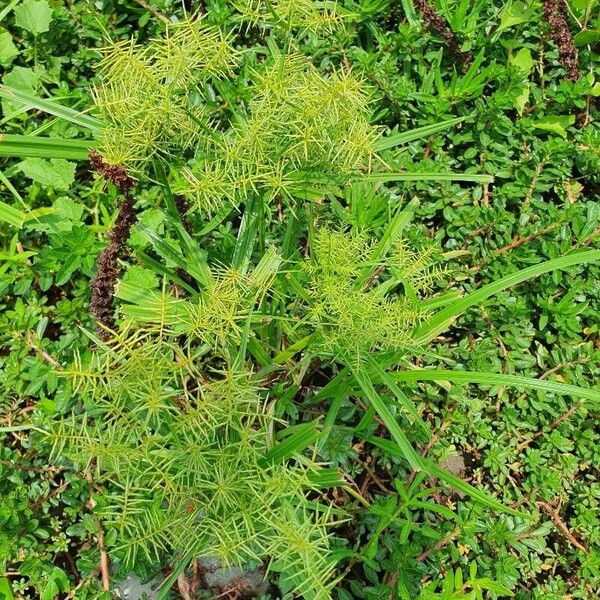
<box><xmin>415</xmin><ymin>0</ymin><xmax>473</xmax><ymax>66</ymax></box>
<box><xmin>88</xmin><ymin>150</ymin><xmax>137</xmax><ymax>339</ymax></box>
<box><xmin>542</xmin><ymin>0</ymin><xmax>580</xmax><ymax>82</ymax></box>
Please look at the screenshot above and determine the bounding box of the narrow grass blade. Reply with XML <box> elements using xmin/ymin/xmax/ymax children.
<box><xmin>261</xmin><ymin>421</ymin><xmax>321</xmax><ymax>466</ymax></box>
<box><xmin>0</xmin><ymin>200</ymin><xmax>25</xmax><ymax>227</ymax></box>
<box><xmin>134</xmin><ymin>252</ymin><xmax>197</xmax><ymax>296</ymax></box>
<box><xmin>352</xmin><ymin>367</ymin><xmax>424</xmax><ymax>470</ymax></box>
<box><xmin>233</xmin><ymin>309</ymin><xmax>253</xmax><ymax>372</ymax></box>
<box><xmin>0</xmin><ymin>168</ymin><xmax>24</xmax><ymax>203</ymax></box>
<box><xmin>354</xmin><ymin>367</ymin><xmax>529</xmax><ymax>516</ymax></box>
<box><xmin>389</xmin><ymin>370</ymin><xmax>600</xmax><ymax>405</ymax></box>
<box><xmin>0</xmin><ymin>134</ymin><xmax>97</xmax><ymax>160</ymax></box>
<box><xmin>306</xmin><ymin>468</ymin><xmax>345</xmax><ymax>488</ymax></box>
<box><xmin>375</xmin><ymin>116</ymin><xmax>467</xmax><ymax>151</ymax></box>
<box><xmin>362</xmin><ymin>172</ymin><xmax>493</xmax><ymax>184</ymax></box>
<box><xmin>138</xmin><ymin>226</ymin><xmax>211</xmax><ymax>288</ymax></box>
<box><xmin>231</xmin><ymin>196</ymin><xmax>258</xmax><ymax>271</ymax></box>
<box><xmin>366</xmin><ymin>435</ymin><xmax>528</xmax><ymax>518</ymax></box>
<box><xmin>413</xmin><ymin>249</ymin><xmax>600</xmax><ymax>343</ymax></box>
<box><xmin>309</xmin><ymin>366</ymin><xmax>352</xmax><ymax>404</ymax></box>
<box><xmin>273</xmin><ymin>333</ymin><xmax>315</xmax><ymax>364</ymax></box>
<box><xmin>365</xmin><ymin>355</ymin><xmax>429</xmax><ymax>434</ymax></box>
<box><xmin>0</xmin><ymin>0</ymin><xmax>20</xmax><ymax>22</ymax></box>
<box><xmin>155</xmin><ymin>549</ymin><xmax>195</xmax><ymax>600</ymax></box>
<box><xmin>0</xmin><ymin>86</ymin><xmax>103</xmax><ymax>132</ymax></box>
<box><xmin>247</xmin><ymin>337</ymin><xmax>272</xmax><ymax>368</ymax></box>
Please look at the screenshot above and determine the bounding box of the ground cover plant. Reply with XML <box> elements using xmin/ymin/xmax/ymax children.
<box><xmin>1</xmin><ymin>1</ymin><xmax>600</xmax><ymax>599</ymax></box>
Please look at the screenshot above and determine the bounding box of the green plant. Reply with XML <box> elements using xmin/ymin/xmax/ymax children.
<box><xmin>49</xmin><ymin>328</ymin><xmax>340</xmax><ymax>599</ymax></box>
<box><xmin>3</xmin><ymin>1</ymin><xmax>600</xmax><ymax>598</ymax></box>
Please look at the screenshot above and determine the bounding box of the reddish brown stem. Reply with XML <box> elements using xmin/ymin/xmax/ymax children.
<box><xmin>537</xmin><ymin>500</ymin><xmax>588</xmax><ymax>554</ymax></box>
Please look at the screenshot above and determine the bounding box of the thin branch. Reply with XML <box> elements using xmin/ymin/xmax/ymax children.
<box><xmin>26</xmin><ymin>332</ymin><xmax>62</xmax><ymax>369</ymax></box>
<box><xmin>517</xmin><ymin>401</ymin><xmax>583</xmax><ymax>451</ymax></box>
<box><xmin>471</xmin><ymin>223</ymin><xmax>558</xmax><ymax>272</ymax></box>
<box><xmin>133</xmin><ymin>0</ymin><xmax>170</xmax><ymax>24</ymax></box>
<box><xmin>98</xmin><ymin>526</ymin><xmax>110</xmax><ymax>591</ymax></box>
<box><xmin>537</xmin><ymin>500</ymin><xmax>588</xmax><ymax>554</ymax></box>
<box><xmin>417</xmin><ymin>526</ymin><xmax>460</xmax><ymax>562</ymax></box>
<box><xmin>85</xmin><ymin>470</ymin><xmax>110</xmax><ymax>591</ymax></box>
<box><xmin>177</xmin><ymin>572</ymin><xmax>193</xmax><ymax>600</ymax></box>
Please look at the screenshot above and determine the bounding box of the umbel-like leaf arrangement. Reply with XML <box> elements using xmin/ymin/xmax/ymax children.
<box><xmin>50</xmin><ymin>259</ymin><xmax>340</xmax><ymax>599</ymax></box>
<box><xmin>93</xmin><ymin>16</ymin><xmax>379</xmax><ymax>216</ymax></box>
<box><xmin>304</xmin><ymin>228</ymin><xmax>446</xmax><ymax>361</ymax></box>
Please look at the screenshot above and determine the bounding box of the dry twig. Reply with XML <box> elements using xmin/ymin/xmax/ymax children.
<box><xmin>537</xmin><ymin>500</ymin><xmax>588</xmax><ymax>554</ymax></box>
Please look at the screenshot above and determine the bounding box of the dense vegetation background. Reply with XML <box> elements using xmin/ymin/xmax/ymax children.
<box><xmin>1</xmin><ymin>1</ymin><xmax>599</xmax><ymax>599</ymax></box>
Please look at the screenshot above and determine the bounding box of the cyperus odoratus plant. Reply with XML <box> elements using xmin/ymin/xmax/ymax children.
<box><xmin>49</xmin><ymin>6</ymin><xmax>600</xmax><ymax>598</ymax></box>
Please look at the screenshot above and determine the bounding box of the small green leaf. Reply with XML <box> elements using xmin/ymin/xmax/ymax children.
<box><xmin>17</xmin><ymin>158</ymin><xmax>76</xmax><ymax>190</ymax></box>
<box><xmin>510</xmin><ymin>48</ymin><xmax>534</xmax><ymax>75</ymax></box>
<box><xmin>496</xmin><ymin>2</ymin><xmax>533</xmax><ymax>36</ymax></box>
<box><xmin>574</xmin><ymin>29</ymin><xmax>600</xmax><ymax>47</ymax></box>
<box><xmin>14</xmin><ymin>0</ymin><xmax>53</xmax><ymax>35</ymax></box>
<box><xmin>533</xmin><ymin>115</ymin><xmax>576</xmax><ymax>139</ymax></box>
<box><xmin>0</xmin><ymin>29</ymin><xmax>18</xmax><ymax>66</ymax></box>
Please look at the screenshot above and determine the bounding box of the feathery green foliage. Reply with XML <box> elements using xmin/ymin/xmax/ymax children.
<box><xmin>304</xmin><ymin>228</ymin><xmax>441</xmax><ymax>360</ymax></box>
<box><xmin>50</xmin><ymin>326</ymin><xmax>338</xmax><ymax>600</ymax></box>
<box><xmin>91</xmin><ymin>15</ymin><xmax>382</xmax><ymax>216</ymax></box>
<box><xmin>5</xmin><ymin>1</ymin><xmax>600</xmax><ymax>598</ymax></box>
<box><xmin>232</xmin><ymin>0</ymin><xmax>346</xmax><ymax>34</ymax></box>
<box><xmin>93</xmin><ymin>19</ymin><xmax>238</xmax><ymax>168</ymax></box>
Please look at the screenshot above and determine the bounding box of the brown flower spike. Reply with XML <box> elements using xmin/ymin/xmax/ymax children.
<box><xmin>89</xmin><ymin>150</ymin><xmax>137</xmax><ymax>339</ymax></box>
<box><xmin>415</xmin><ymin>0</ymin><xmax>473</xmax><ymax>66</ymax></box>
<box><xmin>542</xmin><ymin>0</ymin><xmax>580</xmax><ymax>82</ymax></box>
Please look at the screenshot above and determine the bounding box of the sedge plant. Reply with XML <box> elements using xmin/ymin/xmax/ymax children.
<box><xmin>3</xmin><ymin>6</ymin><xmax>600</xmax><ymax>599</ymax></box>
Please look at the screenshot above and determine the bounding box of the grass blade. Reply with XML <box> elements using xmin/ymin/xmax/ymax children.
<box><xmin>354</xmin><ymin>367</ymin><xmax>529</xmax><ymax>516</ymax></box>
<box><xmin>362</xmin><ymin>172</ymin><xmax>493</xmax><ymax>184</ymax></box>
<box><xmin>0</xmin><ymin>200</ymin><xmax>25</xmax><ymax>227</ymax></box>
<box><xmin>155</xmin><ymin>550</ymin><xmax>196</xmax><ymax>600</ymax></box>
<box><xmin>389</xmin><ymin>369</ymin><xmax>600</xmax><ymax>405</ymax></box>
<box><xmin>352</xmin><ymin>367</ymin><xmax>424</xmax><ymax>470</ymax></box>
<box><xmin>366</xmin><ymin>435</ymin><xmax>528</xmax><ymax>518</ymax></box>
<box><xmin>375</xmin><ymin>116</ymin><xmax>468</xmax><ymax>151</ymax></box>
<box><xmin>138</xmin><ymin>226</ymin><xmax>211</xmax><ymax>288</ymax></box>
<box><xmin>413</xmin><ymin>249</ymin><xmax>600</xmax><ymax>343</ymax></box>
<box><xmin>261</xmin><ymin>421</ymin><xmax>321</xmax><ymax>466</ymax></box>
<box><xmin>0</xmin><ymin>0</ymin><xmax>19</xmax><ymax>22</ymax></box>
<box><xmin>365</xmin><ymin>354</ymin><xmax>429</xmax><ymax>434</ymax></box>
<box><xmin>0</xmin><ymin>134</ymin><xmax>97</xmax><ymax>160</ymax></box>
<box><xmin>0</xmin><ymin>85</ymin><xmax>103</xmax><ymax>132</ymax></box>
